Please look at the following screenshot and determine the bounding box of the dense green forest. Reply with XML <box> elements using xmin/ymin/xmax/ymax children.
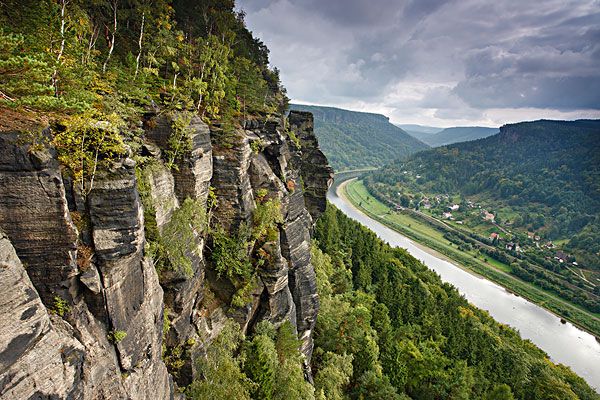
<box><xmin>312</xmin><ymin>204</ymin><xmax>599</xmax><ymax>399</ymax></box>
<box><xmin>289</xmin><ymin>104</ymin><xmax>428</xmax><ymax>171</ymax></box>
<box><xmin>1</xmin><ymin>0</ymin><xmax>288</xmax><ymax>130</ymax></box>
<box><xmin>185</xmin><ymin>204</ymin><xmax>599</xmax><ymax>399</ymax></box>
<box><xmin>367</xmin><ymin>120</ymin><xmax>600</xmax><ymax>268</ymax></box>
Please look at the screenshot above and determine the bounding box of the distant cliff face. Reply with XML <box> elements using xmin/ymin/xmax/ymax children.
<box><xmin>0</xmin><ymin>109</ymin><xmax>332</xmax><ymax>398</ymax></box>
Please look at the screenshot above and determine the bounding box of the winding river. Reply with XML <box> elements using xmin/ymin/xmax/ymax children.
<box><xmin>328</xmin><ymin>178</ymin><xmax>600</xmax><ymax>391</ymax></box>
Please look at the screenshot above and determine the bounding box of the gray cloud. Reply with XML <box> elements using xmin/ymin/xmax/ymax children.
<box><xmin>237</xmin><ymin>0</ymin><xmax>600</xmax><ymax>125</ymax></box>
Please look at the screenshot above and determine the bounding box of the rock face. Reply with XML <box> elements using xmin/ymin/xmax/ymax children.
<box><xmin>0</xmin><ymin>132</ymin><xmax>78</xmax><ymax>306</ymax></box>
<box><xmin>0</xmin><ymin>230</ymin><xmax>84</xmax><ymax>399</ymax></box>
<box><xmin>87</xmin><ymin>159</ymin><xmax>170</xmax><ymax>394</ymax></box>
<box><xmin>211</xmin><ymin>129</ymin><xmax>256</xmax><ymax>232</ymax></box>
<box><xmin>288</xmin><ymin>111</ymin><xmax>334</xmax><ymax>220</ymax></box>
<box><xmin>0</xmin><ymin>109</ymin><xmax>332</xmax><ymax>397</ymax></box>
<box><xmin>0</xmin><ymin>129</ymin><xmax>173</xmax><ymax>399</ymax></box>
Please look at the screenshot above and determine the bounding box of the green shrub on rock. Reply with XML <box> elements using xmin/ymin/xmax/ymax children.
<box><xmin>160</xmin><ymin>198</ymin><xmax>208</xmax><ymax>278</ymax></box>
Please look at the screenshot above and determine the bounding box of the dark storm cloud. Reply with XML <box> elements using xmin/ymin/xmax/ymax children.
<box><xmin>238</xmin><ymin>0</ymin><xmax>600</xmax><ymax>125</ymax></box>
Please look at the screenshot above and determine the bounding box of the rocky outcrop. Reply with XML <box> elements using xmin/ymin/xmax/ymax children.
<box><xmin>145</xmin><ymin>113</ymin><xmax>213</xmax><ymax>207</ymax></box>
<box><xmin>0</xmin><ymin>127</ymin><xmax>173</xmax><ymax>399</ymax></box>
<box><xmin>288</xmin><ymin>111</ymin><xmax>334</xmax><ymax>220</ymax></box>
<box><xmin>245</xmin><ymin>115</ymin><xmax>326</xmax><ymax>366</ymax></box>
<box><xmin>211</xmin><ymin>129</ymin><xmax>256</xmax><ymax>232</ymax></box>
<box><xmin>143</xmin><ymin>114</ymin><xmax>213</xmax><ymax>386</ymax></box>
<box><xmin>0</xmin><ymin>230</ymin><xmax>84</xmax><ymax>399</ymax></box>
<box><xmin>0</xmin><ymin>132</ymin><xmax>78</xmax><ymax>306</ymax></box>
<box><xmin>87</xmin><ymin>159</ymin><xmax>170</xmax><ymax>396</ymax></box>
<box><xmin>0</xmin><ymin>108</ymin><xmax>332</xmax><ymax>397</ymax></box>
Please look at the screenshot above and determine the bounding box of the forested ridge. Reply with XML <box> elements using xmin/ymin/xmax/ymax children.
<box><xmin>289</xmin><ymin>104</ymin><xmax>428</xmax><ymax>171</ymax></box>
<box><xmin>421</xmin><ymin>126</ymin><xmax>500</xmax><ymax>147</ymax></box>
<box><xmin>368</xmin><ymin>119</ymin><xmax>600</xmax><ymax>267</ymax></box>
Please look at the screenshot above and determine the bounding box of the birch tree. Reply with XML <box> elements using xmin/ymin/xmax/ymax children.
<box><xmin>102</xmin><ymin>0</ymin><xmax>117</xmax><ymax>73</ymax></box>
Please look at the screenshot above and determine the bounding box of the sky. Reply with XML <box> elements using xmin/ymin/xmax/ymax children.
<box><xmin>236</xmin><ymin>0</ymin><xmax>600</xmax><ymax>127</ymax></box>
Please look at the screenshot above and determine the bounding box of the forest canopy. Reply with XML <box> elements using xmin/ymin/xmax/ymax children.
<box><xmin>0</xmin><ymin>0</ymin><xmax>288</xmax><ymax>124</ymax></box>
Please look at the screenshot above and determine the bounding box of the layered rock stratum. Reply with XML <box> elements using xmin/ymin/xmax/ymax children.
<box><xmin>0</xmin><ymin>110</ymin><xmax>332</xmax><ymax>399</ymax></box>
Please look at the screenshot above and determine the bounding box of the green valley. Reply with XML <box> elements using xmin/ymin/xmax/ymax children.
<box><xmin>359</xmin><ymin>119</ymin><xmax>600</xmax><ymax>334</ymax></box>
<box><xmin>342</xmin><ymin>178</ymin><xmax>600</xmax><ymax>337</ymax></box>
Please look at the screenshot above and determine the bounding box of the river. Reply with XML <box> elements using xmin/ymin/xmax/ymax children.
<box><xmin>328</xmin><ymin>178</ymin><xmax>600</xmax><ymax>391</ymax></box>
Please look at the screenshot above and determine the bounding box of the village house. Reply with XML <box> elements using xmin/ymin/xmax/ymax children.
<box><xmin>442</xmin><ymin>212</ymin><xmax>453</xmax><ymax>219</ymax></box>
<box><xmin>490</xmin><ymin>232</ymin><xmax>500</xmax><ymax>241</ymax></box>
<box><xmin>449</xmin><ymin>204</ymin><xmax>460</xmax><ymax>211</ymax></box>
<box><xmin>555</xmin><ymin>251</ymin><xmax>569</xmax><ymax>263</ymax></box>
<box><xmin>482</xmin><ymin>210</ymin><xmax>495</xmax><ymax>222</ymax></box>
<box><xmin>420</xmin><ymin>198</ymin><xmax>432</xmax><ymax>209</ymax></box>
<box><xmin>506</xmin><ymin>242</ymin><xmax>521</xmax><ymax>252</ymax></box>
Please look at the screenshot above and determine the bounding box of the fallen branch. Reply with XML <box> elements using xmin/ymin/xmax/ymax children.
<box><xmin>0</xmin><ymin>91</ymin><xmax>16</xmax><ymax>102</ymax></box>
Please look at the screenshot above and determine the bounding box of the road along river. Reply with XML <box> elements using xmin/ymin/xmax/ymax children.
<box><xmin>328</xmin><ymin>177</ymin><xmax>600</xmax><ymax>391</ymax></box>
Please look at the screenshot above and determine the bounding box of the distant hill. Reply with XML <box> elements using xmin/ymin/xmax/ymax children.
<box><xmin>425</xmin><ymin>126</ymin><xmax>499</xmax><ymax>146</ymax></box>
<box><xmin>395</xmin><ymin>124</ymin><xmax>442</xmax><ymax>142</ymax></box>
<box><xmin>398</xmin><ymin>124</ymin><xmax>499</xmax><ymax>146</ymax></box>
<box><xmin>289</xmin><ymin>104</ymin><xmax>429</xmax><ymax>171</ymax></box>
<box><xmin>367</xmin><ymin>119</ymin><xmax>600</xmax><ymax>264</ymax></box>
<box><xmin>396</xmin><ymin>124</ymin><xmax>443</xmax><ymax>134</ymax></box>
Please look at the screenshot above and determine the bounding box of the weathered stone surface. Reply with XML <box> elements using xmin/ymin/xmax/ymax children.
<box><xmin>0</xmin><ymin>230</ymin><xmax>85</xmax><ymax>399</ymax></box>
<box><xmin>120</xmin><ymin>256</ymin><xmax>172</xmax><ymax>400</ymax></box>
<box><xmin>141</xmin><ymin>156</ymin><xmax>206</xmax><ymax>386</ymax></box>
<box><xmin>255</xmin><ymin>240</ymin><xmax>297</xmax><ymax>327</ymax></box>
<box><xmin>280</xmin><ymin>211</ymin><xmax>318</xmax><ymax>361</ymax></box>
<box><xmin>249</xmin><ymin>153</ymin><xmax>287</xmax><ymax>199</ymax></box>
<box><xmin>147</xmin><ymin>162</ymin><xmax>179</xmax><ymax>231</ymax></box>
<box><xmin>145</xmin><ymin>113</ymin><xmax>213</xmax><ymax>206</ymax></box>
<box><xmin>288</xmin><ymin>111</ymin><xmax>334</xmax><ymax>220</ymax></box>
<box><xmin>87</xmin><ymin>159</ymin><xmax>172</xmax><ymax>397</ymax></box>
<box><xmin>80</xmin><ymin>263</ymin><xmax>102</xmax><ymax>294</ymax></box>
<box><xmin>247</xmin><ymin>149</ymin><xmax>296</xmax><ymax>328</ymax></box>
<box><xmin>0</xmin><ymin>132</ymin><xmax>78</xmax><ymax>305</ymax></box>
<box><xmin>88</xmin><ymin>159</ymin><xmax>145</xmax><ymax>263</ymax></box>
<box><xmin>211</xmin><ymin>130</ymin><xmax>255</xmax><ymax>232</ymax></box>
<box><xmin>143</xmin><ymin>115</ymin><xmax>214</xmax><ymax>386</ymax></box>
<box><xmin>173</xmin><ymin>117</ymin><xmax>213</xmax><ymax>206</ymax></box>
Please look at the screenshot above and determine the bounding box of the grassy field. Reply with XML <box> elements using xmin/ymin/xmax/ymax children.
<box><xmin>343</xmin><ymin>179</ymin><xmax>600</xmax><ymax>338</ymax></box>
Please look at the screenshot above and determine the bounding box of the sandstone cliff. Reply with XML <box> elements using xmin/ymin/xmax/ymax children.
<box><xmin>0</xmin><ymin>109</ymin><xmax>332</xmax><ymax>399</ymax></box>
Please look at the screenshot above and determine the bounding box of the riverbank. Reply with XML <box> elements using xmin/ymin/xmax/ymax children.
<box><xmin>339</xmin><ymin>178</ymin><xmax>600</xmax><ymax>339</ymax></box>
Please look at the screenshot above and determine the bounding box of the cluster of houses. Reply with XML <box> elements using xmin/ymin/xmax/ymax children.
<box><xmin>487</xmin><ymin>231</ymin><xmax>579</xmax><ymax>266</ymax></box>
<box><xmin>442</xmin><ymin>205</ymin><xmax>461</xmax><ymax>221</ymax></box>
<box><xmin>395</xmin><ymin>189</ymin><xmax>583</xmax><ymax>269</ymax></box>
<box><xmin>489</xmin><ymin>232</ymin><xmax>522</xmax><ymax>252</ymax></box>
<box><xmin>553</xmin><ymin>250</ymin><xmax>578</xmax><ymax>265</ymax></box>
